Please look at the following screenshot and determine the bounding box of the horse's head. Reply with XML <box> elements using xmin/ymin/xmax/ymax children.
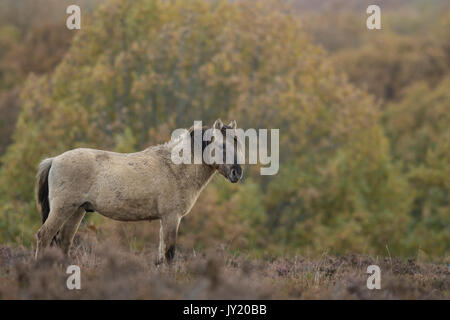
<box><xmin>206</xmin><ymin>119</ymin><xmax>243</xmax><ymax>183</ymax></box>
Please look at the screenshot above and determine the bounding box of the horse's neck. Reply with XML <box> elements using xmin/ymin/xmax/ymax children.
<box><xmin>156</xmin><ymin>142</ymin><xmax>216</xmax><ymax>193</ymax></box>
<box><xmin>183</xmin><ymin>163</ymin><xmax>216</xmax><ymax>192</ymax></box>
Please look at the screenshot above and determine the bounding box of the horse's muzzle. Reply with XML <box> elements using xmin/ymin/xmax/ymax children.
<box><xmin>228</xmin><ymin>167</ymin><xmax>242</xmax><ymax>183</ymax></box>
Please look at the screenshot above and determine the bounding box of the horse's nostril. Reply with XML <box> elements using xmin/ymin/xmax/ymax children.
<box><xmin>231</xmin><ymin>169</ymin><xmax>236</xmax><ymax>177</ymax></box>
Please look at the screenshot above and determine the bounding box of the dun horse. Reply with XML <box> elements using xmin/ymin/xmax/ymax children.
<box><xmin>35</xmin><ymin>119</ymin><xmax>242</xmax><ymax>263</ymax></box>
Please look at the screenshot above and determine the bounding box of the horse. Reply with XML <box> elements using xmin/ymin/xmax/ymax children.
<box><xmin>35</xmin><ymin>119</ymin><xmax>243</xmax><ymax>263</ymax></box>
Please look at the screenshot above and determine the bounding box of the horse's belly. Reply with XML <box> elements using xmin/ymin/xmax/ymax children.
<box><xmin>96</xmin><ymin>210</ymin><xmax>158</xmax><ymax>222</ymax></box>
<box><xmin>95</xmin><ymin>208</ymin><xmax>158</xmax><ymax>221</ymax></box>
<box><xmin>93</xmin><ymin>196</ymin><xmax>160</xmax><ymax>221</ymax></box>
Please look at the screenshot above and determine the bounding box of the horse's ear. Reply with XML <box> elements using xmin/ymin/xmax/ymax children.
<box><xmin>228</xmin><ymin>120</ymin><xmax>237</xmax><ymax>129</ymax></box>
<box><xmin>213</xmin><ymin>119</ymin><xmax>223</xmax><ymax>130</ymax></box>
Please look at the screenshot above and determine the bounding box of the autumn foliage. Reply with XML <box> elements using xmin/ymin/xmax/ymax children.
<box><xmin>0</xmin><ymin>0</ymin><xmax>448</xmax><ymax>262</ymax></box>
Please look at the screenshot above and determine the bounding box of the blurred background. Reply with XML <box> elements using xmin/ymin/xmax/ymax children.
<box><xmin>0</xmin><ymin>0</ymin><xmax>448</xmax><ymax>262</ymax></box>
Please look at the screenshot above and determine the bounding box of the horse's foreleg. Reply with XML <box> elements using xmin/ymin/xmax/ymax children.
<box><xmin>157</xmin><ymin>215</ymin><xmax>181</xmax><ymax>264</ymax></box>
<box><xmin>35</xmin><ymin>201</ymin><xmax>79</xmax><ymax>259</ymax></box>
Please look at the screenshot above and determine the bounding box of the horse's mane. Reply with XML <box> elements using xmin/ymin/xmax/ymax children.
<box><xmin>146</xmin><ymin>124</ymin><xmax>234</xmax><ymax>153</ymax></box>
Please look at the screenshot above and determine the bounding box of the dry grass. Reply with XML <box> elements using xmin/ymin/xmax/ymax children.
<box><xmin>0</xmin><ymin>230</ymin><xmax>448</xmax><ymax>299</ymax></box>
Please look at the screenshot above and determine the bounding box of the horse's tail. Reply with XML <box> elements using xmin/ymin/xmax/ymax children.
<box><xmin>36</xmin><ymin>158</ymin><xmax>53</xmax><ymax>224</ymax></box>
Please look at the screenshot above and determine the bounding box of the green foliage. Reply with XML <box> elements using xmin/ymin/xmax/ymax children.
<box><xmin>264</xmin><ymin>126</ymin><xmax>413</xmax><ymax>256</ymax></box>
<box><xmin>114</xmin><ymin>127</ymin><xmax>137</xmax><ymax>153</ymax></box>
<box><xmin>0</xmin><ymin>201</ymin><xmax>36</xmax><ymax>247</ymax></box>
<box><xmin>384</xmin><ymin>78</ymin><xmax>450</xmax><ymax>256</ymax></box>
<box><xmin>0</xmin><ymin>0</ymin><xmax>104</xmax><ymax>158</ymax></box>
<box><xmin>384</xmin><ymin>78</ymin><xmax>450</xmax><ymax>166</ymax></box>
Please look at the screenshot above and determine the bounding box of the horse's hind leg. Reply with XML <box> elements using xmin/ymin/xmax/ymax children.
<box><xmin>35</xmin><ymin>200</ymin><xmax>79</xmax><ymax>259</ymax></box>
<box><xmin>54</xmin><ymin>208</ymin><xmax>86</xmax><ymax>255</ymax></box>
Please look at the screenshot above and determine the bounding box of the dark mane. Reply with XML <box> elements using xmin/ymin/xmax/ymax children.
<box><xmin>188</xmin><ymin>125</ymin><xmax>209</xmax><ymax>152</ymax></box>
<box><xmin>187</xmin><ymin>124</ymin><xmax>234</xmax><ymax>152</ymax></box>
